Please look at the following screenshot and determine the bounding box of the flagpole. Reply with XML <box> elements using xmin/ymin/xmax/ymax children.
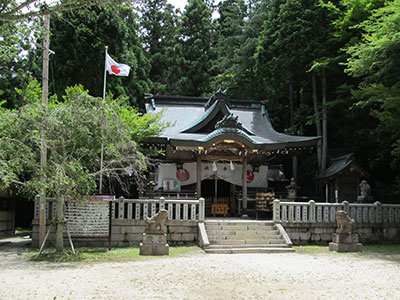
<box><xmin>99</xmin><ymin>46</ymin><xmax>108</xmax><ymax>194</ymax></box>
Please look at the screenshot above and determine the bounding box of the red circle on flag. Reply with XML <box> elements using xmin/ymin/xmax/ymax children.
<box><xmin>111</xmin><ymin>65</ymin><xmax>121</xmax><ymax>74</ymax></box>
<box><xmin>247</xmin><ymin>170</ymin><xmax>255</xmax><ymax>183</ymax></box>
<box><xmin>176</xmin><ymin>168</ymin><xmax>190</xmax><ymax>182</ymax></box>
<box><xmin>223</xmin><ymin>166</ymin><xmax>227</xmax><ymax>171</ymax></box>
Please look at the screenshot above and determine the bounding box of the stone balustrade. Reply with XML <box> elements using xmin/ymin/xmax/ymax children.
<box><xmin>32</xmin><ymin>196</ymin><xmax>205</xmax><ymax>247</ymax></box>
<box><xmin>113</xmin><ymin>197</ymin><xmax>205</xmax><ymax>221</ymax></box>
<box><xmin>34</xmin><ymin>196</ymin><xmax>205</xmax><ymax>222</ymax></box>
<box><xmin>273</xmin><ymin>199</ymin><xmax>400</xmax><ymax>225</ymax></box>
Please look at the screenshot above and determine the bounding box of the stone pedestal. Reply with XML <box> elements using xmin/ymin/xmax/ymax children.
<box><xmin>329</xmin><ymin>233</ymin><xmax>363</xmax><ymax>252</ymax></box>
<box><xmin>139</xmin><ymin>233</ymin><xmax>169</xmax><ymax>256</ymax></box>
<box><xmin>357</xmin><ymin>195</ymin><xmax>373</xmax><ymax>203</ymax></box>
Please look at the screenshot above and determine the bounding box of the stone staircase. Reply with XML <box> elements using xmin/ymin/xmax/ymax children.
<box><xmin>203</xmin><ymin>220</ymin><xmax>295</xmax><ymax>254</ymax></box>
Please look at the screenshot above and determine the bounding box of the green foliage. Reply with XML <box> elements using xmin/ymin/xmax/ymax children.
<box><xmin>0</xmin><ymin>85</ymin><xmax>164</xmax><ymax>199</ymax></box>
<box><xmin>49</xmin><ymin>5</ymin><xmax>151</xmax><ymax>107</ymax></box>
<box><xmin>173</xmin><ymin>0</ymin><xmax>214</xmax><ymax>96</ymax></box>
<box><xmin>0</xmin><ymin>18</ymin><xmax>40</xmax><ymax>109</ymax></box>
<box><xmin>255</xmin><ymin>0</ymin><xmax>335</xmax><ymax>130</ymax></box>
<box><xmin>139</xmin><ymin>0</ymin><xmax>179</xmax><ymax>95</ymax></box>
<box><xmin>344</xmin><ymin>0</ymin><xmax>400</xmax><ymax>200</ymax></box>
<box><xmin>14</xmin><ymin>77</ymin><xmax>44</xmax><ymax>105</ymax></box>
<box><xmin>211</xmin><ymin>0</ymin><xmax>247</xmax><ymax>92</ymax></box>
<box><xmin>345</xmin><ymin>0</ymin><xmax>400</xmax><ymax>84</ymax></box>
<box><xmin>223</xmin><ymin>0</ymin><xmax>269</xmax><ymax>99</ymax></box>
<box><xmin>1</xmin><ymin>0</ymin><xmax>400</xmax><ymax>203</ymax></box>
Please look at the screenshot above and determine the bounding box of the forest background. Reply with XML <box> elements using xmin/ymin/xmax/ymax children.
<box><xmin>1</xmin><ymin>0</ymin><xmax>399</xmax><ymax>203</ymax></box>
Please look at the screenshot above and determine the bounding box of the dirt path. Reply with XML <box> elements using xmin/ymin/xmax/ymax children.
<box><xmin>0</xmin><ymin>239</ymin><xmax>399</xmax><ymax>300</ymax></box>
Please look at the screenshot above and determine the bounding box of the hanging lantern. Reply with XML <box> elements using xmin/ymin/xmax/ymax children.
<box><xmin>212</xmin><ymin>161</ymin><xmax>217</xmax><ymax>172</ymax></box>
<box><xmin>230</xmin><ymin>161</ymin><xmax>235</xmax><ymax>171</ymax></box>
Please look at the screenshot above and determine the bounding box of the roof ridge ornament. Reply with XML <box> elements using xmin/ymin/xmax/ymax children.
<box><xmin>205</xmin><ymin>88</ymin><xmax>229</xmax><ymax>110</ymax></box>
<box><xmin>215</xmin><ymin>113</ymin><xmax>243</xmax><ymax>130</ymax></box>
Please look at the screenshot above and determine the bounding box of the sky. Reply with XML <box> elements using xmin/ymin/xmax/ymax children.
<box><xmin>168</xmin><ymin>0</ymin><xmax>188</xmax><ymax>10</ymax></box>
<box><xmin>167</xmin><ymin>0</ymin><xmax>221</xmax><ymax>18</ymax></box>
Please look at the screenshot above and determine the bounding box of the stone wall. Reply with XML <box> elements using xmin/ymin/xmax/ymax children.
<box><xmin>282</xmin><ymin>222</ymin><xmax>400</xmax><ymax>245</ymax></box>
<box><xmin>32</xmin><ymin>219</ymin><xmax>198</xmax><ymax>248</ymax></box>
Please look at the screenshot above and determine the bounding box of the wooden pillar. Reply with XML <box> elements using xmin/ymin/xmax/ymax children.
<box><xmin>335</xmin><ymin>177</ymin><xmax>339</xmax><ymax>203</ymax></box>
<box><xmin>292</xmin><ymin>156</ymin><xmax>298</xmax><ymax>181</ymax></box>
<box><xmin>230</xmin><ymin>183</ymin><xmax>236</xmax><ymax>214</ymax></box>
<box><xmin>196</xmin><ymin>155</ymin><xmax>202</xmax><ymax>198</ymax></box>
<box><xmin>325</xmin><ymin>182</ymin><xmax>329</xmax><ymax>203</ymax></box>
<box><xmin>242</xmin><ymin>156</ymin><xmax>248</xmax><ymax>211</ymax></box>
<box><xmin>214</xmin><ymin>176</ymin><xmax>218</xmax><ymax>199</ymax></box>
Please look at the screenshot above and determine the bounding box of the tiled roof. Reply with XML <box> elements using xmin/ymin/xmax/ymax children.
<box><xmin>145</xmin><ymin>94</ymin><xmax>320</xmax><ymax>150</ymax></box>
<box><xmin>317</xmin><ymin>154</ymin><xmax>368</xmax><ymax>179</ymax></box>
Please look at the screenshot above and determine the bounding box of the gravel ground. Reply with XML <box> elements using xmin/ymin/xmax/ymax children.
<box><xmin>0</xmin><ymin>238</ymin><xmax>399</xmax><ymax>300</ymax></box>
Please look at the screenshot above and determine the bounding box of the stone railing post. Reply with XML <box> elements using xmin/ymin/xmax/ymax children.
<box><xmin>375</xmin><ymin>201</ymin><xmax>382</xmax><ymax>223</ymax></box>
<box><xmin>302</xmin><ymin>204</ymin><xmax>308</xmax><ymax>222</ymax></box>
<box><xmin>118</xmin><ymin>196</ymin><xmax>125</xmax><ymax>219</ymax></box>
<box><xmin>273</xmin><ymin>199</ymin><xmax>280</xmax><ymax>223</ymax></box>
<box><xmin>309</xmin><ymin>200</ymin><xmax>316</xmax><ymax>223</ymax></box>
<box><xmin>160</xmin><ymin>197</ymin><xmax>166</xmax><ymax>210</ymax></box>
<box><xmin>199</xmin><ymin>197</ymin><xmax>205</xmax><ymax>221</ymax></box>
<box><xmin>343</xmin><ymin>200</ymin><xmax>349</xmax><ymax>214</ymax></box>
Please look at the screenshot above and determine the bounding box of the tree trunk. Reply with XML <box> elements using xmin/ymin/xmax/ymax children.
<box><xmin>321</xmin><ymin>69</ymin><xmax>328</xmax><ymax>172</ymax></box>
<box><xmin>289</xmin><ymin>77</ymin><xmax>298</xmax><ymax>181</ymax></box>
<box><xmin>312</xmin><ymin>73</ymin><xmax>322</xmax><ymax>170</ymax></box>
<box><xmin>55</xmin><ymin>195</ymin><xmax>65</xmax><ymax>251</ymax></box>
<box><xmin>289</xmin><ymin>78</ymin><xmax>294</xmax><ymax>128</ymax></box>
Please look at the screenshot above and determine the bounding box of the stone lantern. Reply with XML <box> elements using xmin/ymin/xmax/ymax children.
<box><xmin>147</xmin><ymin>173</ymin><xmax>157</xmax><ymax>199</ymax></box>
<box><xmin>286</xmin><ymin>177</ymin><xmax>299</xmax><ymax>201</ymax></box>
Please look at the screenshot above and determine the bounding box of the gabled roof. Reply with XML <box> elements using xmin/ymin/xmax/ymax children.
<box><xmin>145</xmin><ymin>93</ymin><xmax>320</xmax><ymax>151</ymax></box>
<box><xmin>317</xmin><ymin>154</ymin><xmax>369</xmax><ymax>180</ymax></box>
<box><xmin>181</xmin><ymin>100</ymin><xmax>255</xmax><ymax>135</ymax></box>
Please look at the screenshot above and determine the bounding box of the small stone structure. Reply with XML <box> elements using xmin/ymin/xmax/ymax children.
<box><xmin>329</xmin><ymin>210</ymin><xmax>363</xmax><ymax>252</ymax></box>
<box><xmin>357</xmin><ymin>180</ymin><xmax>373</xmax><ymax>203</ymax></box>
<box><xmin>286</xmin><ymin>177</ymin><xmax>299</xmax><ymax>201</ymax></box>
<box><xmin>139</xmin><ymin>209</ymin><xmax>169</xmax><ymax>255</ymax></box>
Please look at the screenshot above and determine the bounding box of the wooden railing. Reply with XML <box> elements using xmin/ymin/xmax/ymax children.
<box><xmin>272</xmin><ymin>199</ymin><xmax>400</xmax><ymax>224</ymax></box>
<box><xmin>35</xmin><ymin>196</ymin><xmax>205</xmax><ymax>222</ymax></box>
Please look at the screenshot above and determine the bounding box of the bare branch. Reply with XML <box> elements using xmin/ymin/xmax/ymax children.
<box><xmin>0</xmin><ymin>0</ymin><xmax>137</xmax><ymax>22</ymax></box>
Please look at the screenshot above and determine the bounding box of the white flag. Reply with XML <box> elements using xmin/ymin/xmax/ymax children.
<box><xmin>105</xmin><ymin>53</ymin><xmax>130</xmax><ymax>76</ymax></box>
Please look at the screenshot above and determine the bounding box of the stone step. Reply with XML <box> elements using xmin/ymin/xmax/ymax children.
<box><xmin>207</xmin><ymin>234</ymin><xmax>281</xmax><ymax>240</ymax></box>
<box><xmin>209</xmin><ymin>239</ymin><xmax>246</xmax><ymax>245</ymax></box>
<box><xmin>210</xmin><ymin>239</ymin><xmax>286</xmax><ymax>245</ymax></box>
<box><xmin>205</xmin><ymin>222</ymin><xmax>276</xmax><ymax>227</ymax></box>
<box><xmin>205</xmin><ymin>229</ymin><xmax>280</xmax><ymax>236</ymax></box>
<box><xmin>244</xmin><ymin>239</ymin><xmax>286</xmax><ymax>244</ymax></box>
<box><xmin>205</xmin><ymin>247</ymin><xmax>296</xmax><ymax>254</ymax></box>
<box><xmin>208</xmin><ymin>243</ymin><xmax>291</xmax><ymax>249</ymax></box>
<box><xmin>203</xmin><ymin>220</ymin><xmax>293</xmax><ymax>254</ymax></box>
<box><xmin>205</xmin><ymin>220</ymin><xmax>274</xmax><ymax>224</ymax></box>
<box><xmin>205</xmin><ymin>225</ymin><xmax>276</xmax><ymax>231</ymax></box>
<box><xmin>207</xmin><ymin>230</ymin><xmax>280</xmax><ymax>238</ymax></box>
<box><xmin>205</xmin><ymin>221</ymin><xmax>274</xmax><ymax>225</ymax></box>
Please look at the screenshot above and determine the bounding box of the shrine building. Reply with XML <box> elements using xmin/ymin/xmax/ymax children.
<box><xmin>144</xmin><ymin>91</ymin><xmax>319</xmax><ymax>217</ymax></box>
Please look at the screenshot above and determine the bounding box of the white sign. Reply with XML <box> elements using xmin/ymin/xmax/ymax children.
<box><xmin>163</xmin><ymin>179</ymin><xmax>181</xmax><ymax>192</ymax></box>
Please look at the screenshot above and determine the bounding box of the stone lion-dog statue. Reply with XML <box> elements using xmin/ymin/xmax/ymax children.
<box><xmin>145</xmin><ymin>209</ymin><xmax>168</xmax><ymax>234</ymax></box>
<box><xmin>336</xmin><ymin>210</ymin><xmax>356</xmax><ymax>234</ymax></box>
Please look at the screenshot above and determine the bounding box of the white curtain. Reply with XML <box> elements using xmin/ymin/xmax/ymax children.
<box><xmin>155</xmin><ymin>162</ymin><xmax>268</xmax><ymax>190</ymax></box>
